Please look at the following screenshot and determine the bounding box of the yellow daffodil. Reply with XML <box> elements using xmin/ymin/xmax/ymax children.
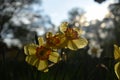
<box><xmin>114</xmin><ymin>44</ymin><xmax>120</xmax><ymax>79</ymax></box>
<box><xmin>59</xmin><ymin>22</ymin><xmax>88</xmax><ymax>50</ymax></box>
<box><xmin>24</xmin><ymin>37</ymin><xmax>60</xmax><ymax>72</ymax></box>
<box><xmin>46</xmin><ymin>32</ymin><xmax>66</xmax><ymax>49</ymax></box>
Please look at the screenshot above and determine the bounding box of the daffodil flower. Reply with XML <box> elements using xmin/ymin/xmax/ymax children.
<box><xmin>114</xmin><ymin>44</ymin><xmax>120</xmax><ymax>79</ymax></box>
<box><xmin>59</xmin><ymin>22</ymin><xmax>88</xmax><ymax>50</ymax></box>
<box><xmin>24</xmin><ymin>37</ymin><xmax>60</xmax><ymax>72</ymax></box>
<box><xmin>88</xmin><ymin>41</ymin><xmax>103</xmax><ymax>58</ymax></box>
<box><xmin>46</xmin><ymin>32</ymin><xmax>66</xmax><ymax>49</ymax></box>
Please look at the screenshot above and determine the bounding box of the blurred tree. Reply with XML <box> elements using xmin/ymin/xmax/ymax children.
<box><xmin>68</xmin><ymin>7</ymin><xmax>88</xmax><ymax>28</ymax></box>
<box><xmin>109</xmin><ymin>2</ymin><xmax>120</xmax><ymax>45</ymax></box>
<box><xmin>68</xmin><ymin>8</ymin><xmax>85</xmax><ymax>21</ymax></box>
<box><xmin>0</xmin><ymin>0</ymin><xmax>55</xmax><ymax>47</ymax></box>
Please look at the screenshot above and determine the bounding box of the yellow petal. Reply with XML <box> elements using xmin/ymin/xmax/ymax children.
<box><xmin>49</xmin><ymin>52</ymin><xmax>60</xmax><ymax>63</ymax></box>
<box><xmin>46</xmin><ymin>32</ymin><xmax>53</xmax><ymax>38</ymax></box>
<box><xmin>73</xmin><ymin>37</ymin><xmax>88</xmax><ymax>48</ymax></box>
<box><xmin>38</xmin><ymin>60</ymin><xmax>48</xmax><ymax>71</ymax></box>
<box><xmin>26</xmin><ymin>55</ymin><xmax>39</xmax><ymax>67</ymax></box>
<box><xmin>38</xmin><ymin>37</ymin><xmax>44</xmax><ymax>46</ymax></box>
<box><xmin>24</xmin><ymin>43</ymin><xmax>37</xmax><ymax>55</ymax></box>
<box><xmin>43</xmin><ymin>69</ymin><xmax>49</xmax><ymax>72</ymax></box>
<box><xmin>55</xmin><ymin>34</ymin><xmax>67</xmax><ymax>48</ymax></box>
<box><xmin>67</xmin><ymin>40</ymin><xmax>78</xmax><ymax>50</ymax></box>
<box><xmin>114</xmin><ymin>62</ymin><xmax>120</xmax><ymax>79</ymax></box>
<box><xmin>114</xmin><ymin>44</ymin><xmax>120</xmax><ymax>60</ymax></box>
<box><xmin>67</xmin><ymin>37</ymin><xmax>88</xmax><ymax>50</ymax></box>
<box><xmin>73</xmin><ymin>27</ymin><xmax>83</xmax><ymax>36</ymax></box>
<box><xmin>59</xmin><ymin>22</ymin><xmax>68</xmax><ymax>33</ymax></box>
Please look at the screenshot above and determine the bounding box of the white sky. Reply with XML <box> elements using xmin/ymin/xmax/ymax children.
<box><xmin>42</xmin><ymin>0</ymin><xmax>115</xmax><ymax>26</ymax></box>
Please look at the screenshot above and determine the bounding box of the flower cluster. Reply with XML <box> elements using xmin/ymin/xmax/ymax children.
<box><xmin>114</xmin><ymin>44</ymin><xmax>120</xmax><ymax>79</ymax></box>
<box><xmin>24</xmin><ymin>22</ymin><xmax>88</xmax><ymax>72</ymax></box>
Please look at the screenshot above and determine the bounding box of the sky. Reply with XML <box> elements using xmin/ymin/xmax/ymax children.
<box><xmin>42</xmin><ymin>0</ymin><xmax>115</xmax><ymax>26</ymax></box>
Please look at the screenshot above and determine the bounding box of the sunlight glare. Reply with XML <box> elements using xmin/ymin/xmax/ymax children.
<box><xmin>85</xmin><ymin>8</ymin><xmax>108</xmax><ymax>21</ymax></box>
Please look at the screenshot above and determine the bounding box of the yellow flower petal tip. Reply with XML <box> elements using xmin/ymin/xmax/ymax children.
<box><xmin>49</xmin><ymin>52</ymin><xmax>60</xmax><ymax>63</ymax></box>
<box><xmin>37</xmin><ymin>60</ymin><xmax>48</xmax><ymax>70</ymax></box>
<box><xmin>59</xmin><ymin>22</ymin><xmax>68</xmax><ymax>33</ymax></box>
<box><xmin>114</xmin><ymin>44</ymin><xmax>120</xmax><ymax>60</ymax></box>
<box><xmin>43</xmin><ymin>69</ymin><xmax>49</xmax><ymax>72</ymax></box>
<box><xmin>67</xmin><ymin>37</ymin><xmax>88</xmax><ymax>50</ymax></box>
<box><xmin>38</xmin><ymin>37</ymin><xmax>44</xmax><ymax>46</ymax></box>
<box><xmin>114</xmin><ymin>62</ymin><xmax>120</xmax><ymax>79</ymax></box>
<box><xmin>24</xmin><ymin>44</ymin><xmax>37</xmax><ymax>55</ymax></box>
